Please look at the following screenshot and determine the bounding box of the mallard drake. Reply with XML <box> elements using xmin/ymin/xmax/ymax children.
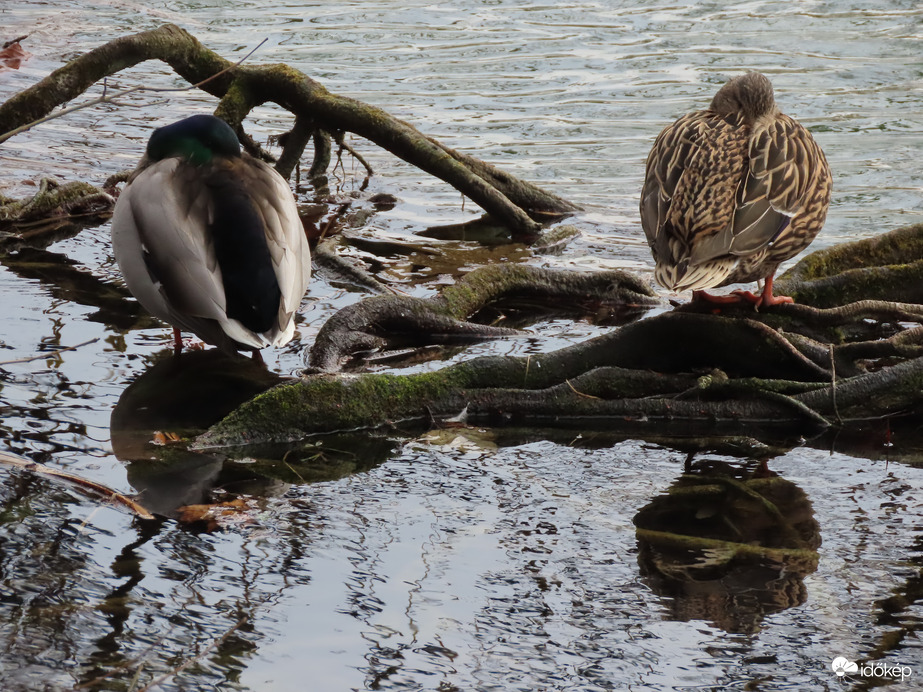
<box><xmin>111</xmin><ymin>114</ymin><xmax>311</xmax><ymax>355</ymax></box>
<box><xmin>640</xmin><ymin>72</ymin><xmax>831</xmax><ymax>306</ymax></box>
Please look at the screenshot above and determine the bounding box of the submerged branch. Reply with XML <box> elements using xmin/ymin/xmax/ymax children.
<box><xmin>0</xmin><ymin>450</ymin><xmax>156</xmax><ymax>520</ymax></box>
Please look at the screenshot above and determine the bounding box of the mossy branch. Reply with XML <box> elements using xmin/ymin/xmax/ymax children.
<box><xmin>0</xmin><ymin>24</ymin><xmax>577</xmax><ymax>238</ymax></box>
<box><xmin>195</xmin><ymin>223</ymin><xmax>923</xmax><ymax>448</ymax></box>
<box><xmin>308</xmin><ymin>264</ymin><xmax>659</xmax><ymax>372</ymax></box>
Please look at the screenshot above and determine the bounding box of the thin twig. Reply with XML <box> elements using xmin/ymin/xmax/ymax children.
<box><xmin>0</xmin><ymin>337</ymin><xmax>98</xmax><ymax>366</ymax></box>
<box><xmin>0</xmin><ymin>450</ymin><xmax>156</xmax><ymax>520</ymax></box>
<box><xmin>0</xmin><ymin>38</ymin><xmax>268</xmax><ymax>145</ymax></box>
<box><xmin>338</xmin><ymin>139</ymin><xmax>374</xmax><ymax>176</ymax></box>
<box><xmin>133</xmin><ymin>616</ymin><xmax>248</xmax><ymax>692</ymax></box>
<box><xmin>565</xmin><ymin>379</ymin><xmax>601</xmax><ymax>400</ymax></box>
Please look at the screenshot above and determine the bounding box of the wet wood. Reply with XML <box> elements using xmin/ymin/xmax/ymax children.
<box><xmin>197</xmin><ymin>223</ymin><xmax>923</xmax><ymax>448</ymax></box>
<box><xmin>3</xmin><ymin>28</ymin><xmax>923</xmax><ymax>448</ymax></box>
<box><xmin>308</xmin><ymin>263</ymin><xmax>657</xmax><ymax>372</ymax></box>
<box><xmin>0</xmin><ymin>450</ymin><xmax>156</xmax><ymax>520</ymax></box>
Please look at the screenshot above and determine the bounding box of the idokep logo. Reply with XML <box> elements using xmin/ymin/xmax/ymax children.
<box><xmin>831</xmin><ymin>656</ymin><xmax>913</xmax><ymax>682</ymax></box>
<box><xmin>831</xmin><ymin>657</ymin><xmax>858</xmax><ymax>676</ymax></box>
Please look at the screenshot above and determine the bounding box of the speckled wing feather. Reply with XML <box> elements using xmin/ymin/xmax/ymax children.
<box><xmin>641</xmin><ymin>111</ymin><xmax>748</xmax><ymax>288</ymax></box>
<box><xmin>640</xmin><ymin>111</ymin><xmax>703</xmax><ymax>265</ymax></box>
<box><xmin>737</xmin><ymin>114</ymin><xmax>828</xmax><ymax>261</ymax></box>
<box><xmin>641</xmin><ymin>109</ymin><xmax>829</xmax><ymax>292</ymax></box>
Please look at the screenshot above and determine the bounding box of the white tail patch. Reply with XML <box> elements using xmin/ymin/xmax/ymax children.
<box><xmin>655</xmin><ymin>258</ymin><xmax>737</xmax><ymax>292</ymax></box>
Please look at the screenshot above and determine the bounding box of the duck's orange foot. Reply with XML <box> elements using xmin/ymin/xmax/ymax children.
<box><xmin>694</xmin><ymin>289</ymin><xmax>793</xmax><ymax>310</ymax></box>
<box><xmin>692</xmin><ymin>274</ymin><xmax>793</xmax><ymax>310</ymax></box>
<box><xmin>746</xmin><ymin>273</ymin><xmax>795</xmax><ymax>308</ymax></box>
<box><xmin>690</xmin><ymin>290</ymin><xmax>747</xmax><ymax>305</ymax></box>
<box><xmin>170</xmin><ymin>328</ymin><xmax>206</xmax><ymax>355</ymax></box>
<box><xmin>749</xmin><ymin>291</ymin><xmax>794</xmax><ymax>308</ymax></box>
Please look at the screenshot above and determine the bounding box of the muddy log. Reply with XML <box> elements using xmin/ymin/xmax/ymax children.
<box><xmin>0</xmin><ymin>24</ymin><xmax>578</xmax><ymax>240</ymax></box>
<box><xmin>195</xmin><ymin>223</ymin><xmax>923</xmax><ymax>448</ymax></box>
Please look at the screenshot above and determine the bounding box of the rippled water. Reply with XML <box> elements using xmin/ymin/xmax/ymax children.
<box><xmin>1</xmin><ymin>1</ymin><xmax>922</xmax><ymax>690</ymax></box>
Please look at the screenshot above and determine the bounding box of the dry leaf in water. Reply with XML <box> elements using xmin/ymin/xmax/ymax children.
<box><xmin>175</xmin><ymin>498</ymin><xmax>255</xmax><ymax>531</ymax></box>
<box><xmin>0</xmin><ymin>37</ymin><xmax>31</xmax><ymax>71</ymax></box>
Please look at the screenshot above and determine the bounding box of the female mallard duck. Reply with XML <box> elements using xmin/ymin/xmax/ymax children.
<box><xmin>111</xmin><ymin>114</ymin><xmax>311</xmax><ymax>355</ymax></box>
<box><xmin>640</xmin><ymin>72</ymin><xmax>831</xmax><ymax>306</ymax></box>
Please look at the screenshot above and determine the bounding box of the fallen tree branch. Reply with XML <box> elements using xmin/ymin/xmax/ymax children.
<box><xmin>775</xmin><ymin>223</ymin><xmax>923</xmax><ymax>306</ymax></box>
<box><xmin>199</xmin><ymin>309</ymin><xmax>842</xmax><ymax>447</ymax></box>
<box><xmin>307</xmin><ymin>263</ymin><xmax>659</xmax><ymax>372</ymax></box>
<box><xmin>189</xmin><ymin>223</ymin><xmax>923</xmax><ymax>448</ymax></box>
<box><xmin>0</xmin><ymin>179</ymin><xmax>115</xmax><ymax>251</ymax></box>
<box><xmin>0</xmin><ymin>37</ymin><xmax>267</xmax><ymax>145</ymax></box>
<box><xmin>133</xmin><ymin>616</ymin><xmax>249</xmax><ymax>692</ymax></box>
<box><xmin>0</xmin><ymin>24</ymin><xmax>577</xmax><ymax>238</ymax></box>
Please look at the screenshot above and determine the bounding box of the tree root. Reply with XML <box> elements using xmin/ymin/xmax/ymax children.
<box><xmin>775</xmin><ymin>223</ymin><xmax>923</xmax><ymax>306</ymax></box>
<box><xmin>0</xmin><ymin>178</ymin><xmax>115</xmax><ymax>251</ymax></box>
<box><xmin>202</xmin><ymin>309</ymin><xmax>842</xmax><ymax>447</ymax></box>
<box><xmin>793</xmin><ymin>354</ymin><xmax>923</xmax><ymax>420</ymax></box>
<box><xmin>307</xmin><ymin>263</ymin><xmax>659</xmax><ymax>372</ymax></box>
<box><xmin>312</xmin><ymin>237</ymin><xmax>396</xmax><ymax>295</ymax></box>
<box><xmin>191</xmin><ymin>222</ymin><xmax>923</xmax><ymax>448</ymax></box>
<box><xmin>678</xmin><ymin>296</ymin><xmax>923</xmax><ymax>378</ymax></box>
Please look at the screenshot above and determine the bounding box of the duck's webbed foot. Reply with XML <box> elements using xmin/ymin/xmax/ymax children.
<box><xmin>690</xmin><ymin>290</ymin><xmax>749</xmax><ymax>305</ymax></box>
<box><xmin>692</xmin><ymin>275</ymin><xmax>793</xmax><ymax>310</ymax></box>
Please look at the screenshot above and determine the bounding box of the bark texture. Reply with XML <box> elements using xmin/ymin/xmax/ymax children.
<box><xmin>198</xmin><ymin>224</ymin><xmax>923</xmax><ymax>448</ymax></box>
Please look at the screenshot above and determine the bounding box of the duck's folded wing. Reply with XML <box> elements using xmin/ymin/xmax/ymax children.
<box><xmin>241</xmin><ymin>157</ymin><xmax>311</xmax><ymax>320</ymax></box>
<box><xmin>724</xmin><ymin>115</ymin><xmax>823</xmax><ymax>256</ymax></box>
<box><xmin>112</xmin><ymin>159</ymin><xmax>228</xmax><ymax>323</ymax></box>
<box><xmin>640</xmin><ymin>112</ymin><xmax>703</xmax><ymax>262</ymax></box>
<box><xmin>644</xmin><ymin>112</ymin><xmax>754</xmax><ymax>266</ymax></box>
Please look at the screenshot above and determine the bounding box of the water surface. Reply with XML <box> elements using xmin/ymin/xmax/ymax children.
<box><xmin>0</xmin><ymin>1</ymin><xmax>922</xmax><ymax>690</ymax></box>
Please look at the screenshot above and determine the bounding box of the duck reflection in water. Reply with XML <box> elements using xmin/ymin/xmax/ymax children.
<box><xmin>633</xmin><ymin>456</ymin><xmax>821</xmax><ymax>634</ymax></box>
<box><xmin>110</xmin><ymin>350</ymin><xmax>393</xmax><ymax>517</ymax></box>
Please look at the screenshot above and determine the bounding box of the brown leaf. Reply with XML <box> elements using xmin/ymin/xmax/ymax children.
<box><xmin>151</xmin><ymin>431</ymin><xmax>183</xmax><ymax>445</ymax></box>
<box><xmin>175</xmin><ymin>498</ymin><xmax>255</xmax><ymax>531</ymax></box>
<box><xmin>0</xmin><ymin>38</ymin><xmax>31</xmax><ymax>71</ymax></box>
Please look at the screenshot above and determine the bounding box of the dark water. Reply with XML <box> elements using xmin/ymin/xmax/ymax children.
<box><xmin>1</xmin><ymin>1</ymin><xmax>922</xmax><ymax>690</ymax></box>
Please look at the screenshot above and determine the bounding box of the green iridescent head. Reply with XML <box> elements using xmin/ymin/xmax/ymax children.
<box><xmin>146</xmin><ymin>114</ymin><xmax>241</xmax><ymax>165</ymax></box>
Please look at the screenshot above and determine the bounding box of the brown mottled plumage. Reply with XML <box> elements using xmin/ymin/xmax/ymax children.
<box><xmin>640</xmin><ymin>72</ymin><xmax>831</xmax><ymax>306</ymax></box>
